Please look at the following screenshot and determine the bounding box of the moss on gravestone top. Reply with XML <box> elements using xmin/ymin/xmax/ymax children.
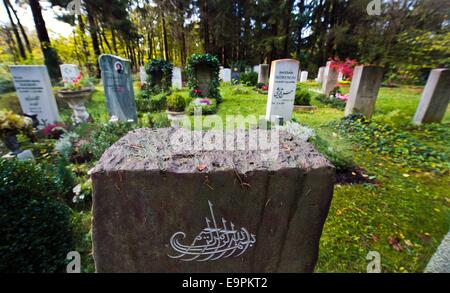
<box><xmin>92</xmin><ymin>127</ymin><xmax>333</xmax><ymax>174</ymax></box>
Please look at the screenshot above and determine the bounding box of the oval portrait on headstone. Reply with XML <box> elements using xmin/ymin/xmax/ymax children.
<box><xmin>114</xmin><ymin>61</ymin><xmax>124</xmax><ymax>74</ymax></box>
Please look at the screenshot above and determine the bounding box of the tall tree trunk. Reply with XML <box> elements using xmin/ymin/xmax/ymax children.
<box><xmin>111</xmin><ymin>28</ymin><xmax>118</xmax><ymax>55</ymax></box>
<box><xmin>7</xmin><ymin>0</ymin><xmax>31</xmax><ymax>54</ymax></box>
<box><xmin>147</xmin><ymin>32</ymin><xmax>153</xmax><ymax>60</ymax></box>
<box><xmin>161</xmin><ymin>11</ymin><xmax>169</xmax><ymax>61</ymax></box>
<box><xmin>29</xmin><ymin>0</ymin><xmax>61</xmax><ymax>80</ymax></box>
<box><xmin>86</xmin><ymin>2</ymin><xmax>101</xmax><ymax>77</ymax></box>
<box><xmin>199</xmin><ymin>0</ymin><xmax>210</xmax><ymax>53</ymax></box>
<box><xmin>296</xmin><ymin>0</ymin><xmax>306</xmax><ymax>60</ymax></box>
<box><xmin>282</xmin><ymin>0</ymin><xmax>294</xmax><ymax>58</ymax></box>
<box><xmin>4</xmin><ymin>0</ymin><xmax>26</xmax><ymax>59</ymax></box>
<box><xmin>77</xmin><ymin>15</ymin><xmax>91</xmax><ymax>70</ymax></box>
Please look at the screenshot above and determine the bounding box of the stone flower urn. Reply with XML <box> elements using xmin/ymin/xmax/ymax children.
<box><xmin>58</xmin><ymin>87</ymin><xmax>93</xmax><ymax>124</ymax></box>
<box><xmin>166</xmin><ymin>110</ymin><xmax>187</xmax><ymax>126</ymax></box>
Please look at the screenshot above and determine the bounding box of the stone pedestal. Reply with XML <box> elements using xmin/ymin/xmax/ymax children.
<box><xmin>91</xmin><ymin>128</ymin><xmax>335</xmax><ymax>273</ymax></box>
<box><xmin>344</xmin><ymin>65</ymin><xmax>384</xmax><ymax>118</ymax></box>
<box><xmin>413</xmin><ymin>69</ymin><xmax>450</xmax><ymax>125</ymax></box>
<box><xmin>58</xmin><ymin>88</ymin><xmax>93</xmax><ymax>124</ymax></box>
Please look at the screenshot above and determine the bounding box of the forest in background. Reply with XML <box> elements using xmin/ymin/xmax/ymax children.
<box><xmin>0</xmin><ymin>0</ymin><xmax>449</xmax><ymax>84</ymax></box>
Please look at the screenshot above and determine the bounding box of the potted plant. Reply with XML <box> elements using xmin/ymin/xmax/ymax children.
<box><xmin>57</xmin><ymin>70</ymin><xmax>94</xmax><ymax>124</ymax></box>
<box><xmin>0</xmin><ymin>109</ymin><xmax>33</xmax><ymax>155</ymax></box>
<box><xmin>166</xmin><ymin>94</ymin><xmax>187</xmax><ymax>121</ymax></box>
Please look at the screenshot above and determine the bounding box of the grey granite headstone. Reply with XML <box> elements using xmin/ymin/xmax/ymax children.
<box><xmin>197</xmin><ymin>65</ymin><xmax>212</xmax><ymax>97</ymax></box>
<box><xmin>344</xmin><ymin>65</ymin><xmax>384</xmax><ymax>118</ymax></box>
<box><xmin>231</xmin><ymin>69</ymin><xmax>240</xmax><ymax>84</ymax></box>
<box><xmin>60</xmin><ymin>64</ymin><xmax>80</xmax><ymax>85</ymax></box>
<box><xmin>91</xmin><ymin>128</ymin><xmax>335</xmax><ymax>272</ymax></box>
<box><xmin>413</xmin><ymin>68</ymin><xmax>450</xmax><ymax>125</ymax></box>
<box><xmin>322</xmin><ymin>61</ymin><xmax>339</xmax><ymax>96</ymax></box>
<box><xmin>258</xmin><ymin>64</ymin><xmax>269</xmax><ymax>84</ymax></box>
<box><xmin>99</xmin><ymin>54</ymin><xmax>137</xmax><ymax>121</ymax></box>
<box><xmin>9</xmin><ymin>65</ymin><xmax>60</xmax><ymax>125</ymax></box>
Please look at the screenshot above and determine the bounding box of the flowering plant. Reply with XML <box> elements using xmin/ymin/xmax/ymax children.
<box><xmin>335</xmin><ymin>93</ymin><xmax>349</xmax><ymax>102</ymax></box>
<box><xmin>194</xmin><ymin>98</ymin><xmax>212</xmax><ymax>106</ymax></box>
<box><xmin>63</xmin><ymin>70</ymin><xmax>92</xmax><ymax>91</ymax></box>
<box><xmin>0</xmin><ymin>109</ymin><xmax>33</xmax><ymax>136</ymax></box>
<box><xmin>329</xmin><ymin>57</ymin><xmax>359</xmax><ymax>81</ymax></box>
<box><xmin>262</xmin><ymin>85</ymin><xmax>269</xmax><ymax>91</ymax></box>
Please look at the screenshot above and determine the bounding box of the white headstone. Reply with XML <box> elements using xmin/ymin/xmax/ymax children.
<box><xmin>265</xmin><ymin>59</ymin><xmax>300</xmax><ymax>122</ymax></box>
<box><xmin>338</xmin><ymin>72</ymin><xmax>343</xmax><ymax>81</ymax></box>
<box><xmin>300</xmin><ymin>71</ymin><xmax>308</xmax><ymax>83</ymax></box>
<box><xmin>172</xmin><ymin>67</ymin><xmax>182</xmax><ymax>90</ymax></box>
<box><xmin>60</xmin><ymin>64</ymin><xmax>80</xmax><ymax>85</ymax></box>
<box><xmin>316</xmin><ymin>67</ymin><xmax>325</xmax><ymax>83</ymax></box>
<box><xmin>10</xmin><ymin>65</ymin><xmax>60</xmax><ymax>125</ymax></box>
<box><xmin>253</xmin><ymin>65</ymin><xmax>260</xmax><ymax>74</ymax></box>
<box><xmin>139</xmin><ymin>66</ymin><xmax>148</xmax><ymax>85</ymax></box>
<box><xmin>222</xmin><ymin>68</ymin><xmax>232</xmax><ymax>83</ymax></box>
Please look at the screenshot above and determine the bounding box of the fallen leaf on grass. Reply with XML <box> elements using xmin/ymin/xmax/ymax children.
<box><xmin>371</xmin><ymin>234</ymin><xmax>379</xmax><ymax>242</ymax></box>
<box><xmin>404</xmin><ymin>239</ymin><xmax>414</xmax><ymax>247</ymax></box>
<box><xmin>388</xmin><ymin>236</ymin><xmax>403</xmax><ymax>252</ymax></box>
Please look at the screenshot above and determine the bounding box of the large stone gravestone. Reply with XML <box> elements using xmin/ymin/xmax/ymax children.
<box><xmin>258</xmin><ymin>64</ymin><xmax>269</xmax><ymax>84</ymax></box>
<box><xmin>300</xmin><ymin>71</ymin><xmax>308</xmax><ymax>83</ymax></box>
<box><xmin>265</xmin><ymin>59</ymin><xmax>300</xmax><ymax>122</ymax></box>
<box><xmin>413</xmin><ymin>68</ymin><xmax>450</xmax><ymax>124</ymax></box>
<box><xmin>9</xmin><ymin>65</ymin><xmax>60</xmax><ymax>125</ymax></box>
<box><xmin>91</xmin><ymin>128</ymin><xmax>335</xmax><ymax>272</ymax></box>
<box><xmin>197</xmin><ymin>65</ymin><xmax>212</xmax><ymax>97</ymax></box>
<box><xmin>60</xmin><ymin>64</ymin><xmax>80</xmax><ymax>85</ymax></box>
<box><xmin>139</xmin><ymin>66</ymin><xmax>148</xmax><ymax>85</ymax></box>
<box><xmin>316</xmin><ymin>66</ymin><xmax>325</xmax><ymax>83</ymax></box>
<box><xmin>99</xmin><ymin>54</ymin><xmax>137</xmax><ymax>121</ymax></box>
<box><xmin>344</xmin><ymin>65</ymin><xmax>384</xmax><ymax>118</ymax></box>
<box><xmin>172</xmin><ymin>67</ymin><xmax>183</xmax><ymax>90</ymax></box>
<box><xmin>322</xmin><ymin>62</ymin><xmax>339</xmax><ymax>96</ymax></box>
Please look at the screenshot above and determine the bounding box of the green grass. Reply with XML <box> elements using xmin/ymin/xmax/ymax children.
<box><xmin>1</xmin><ymin>81</ymin><xmax>449</xmax><ymax>273</ymax></box>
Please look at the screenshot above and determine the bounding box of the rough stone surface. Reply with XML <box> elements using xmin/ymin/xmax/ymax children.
<box><xmin>425</xmin><ymin>231</ymin><xmax>450</xmax><ymax>273</ymax></box>
<box><xmin>91</xmin><ymin>128</ymin><xmax>335</xmax><ymax>273</ymax></box>
<box><xmin>344</xmin><ymin>65</ymin><xmax>384</xmax><ymax>118</ymax></box>
<box><xmin>413</xmin><ymin>68</ymin><xmax>450</xmax><ymax>125</ymax></box>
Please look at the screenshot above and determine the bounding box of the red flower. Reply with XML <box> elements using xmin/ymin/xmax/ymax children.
<box><xmin>262</xmin><ymin>85</ymin><xmax>269</xmax><ymax>91</ymax></box>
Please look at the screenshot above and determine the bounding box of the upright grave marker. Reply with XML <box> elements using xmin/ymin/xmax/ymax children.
<box><xmin>258</xmin><ymin>64</ymin><xmax>269</xmax><ymax>84</ymax></box>
<box><xmin>9</xmin><ymin>65</ymin><xmax>60</xmax><ymax>125</ymax></box>
<box><xmin>231</xmin><ymin>68</ymin><xmax>240</xmax><ymax>84</ymax></box>
<box><xmin>99</xmin><ymin>54</ymin><xmax>137</xmax><ymax>121</ymax></box>
<box><xmin>265</xmin><ymin>59</ymin><xmax>300</xmax><ymax>122</ymax></box>
<box><xmin>322</xmin><ymin>61</ymin><xmax>339</xmax><ymax>96</ymax></box>
<box><xmin>316</xmin><ymin>66</ymin><xmax>325</xmax><ymax>83</ymax></box>
<box><xmin>172</xmin><ymin>67</ymin><xmax>183</xmax><ymax>90</ymax></box>
<box><xmin>139</xmin><ymin>66</ymin><xmax>148</xmax><ymax>86</ymax></box>
<box><xmin>344</xmin><ymin>65</ymin><xmax>384</xmax><ymax>118</ymax></box>
<box><xmin>60</xmin><ymin>64</ymin><xmax>80</xmax><ymax>85</ymax></box>
<box><xmin>300</xmin><ymin>71</ymin><xmax>308</xmax><ymax>83</ymax></box>
<box><xmin>413</xmin><ymin>68</ymin><xmax>450</xmax><ymax>124</ymax></box>
<box><xmin>222</xmin><ymin>68</ymin><xmax>231</xmax><ymax>82</ymax></box>
<box><xmin>253</xmin><ymin>65</ymin><xmax>260</xmax><ymax>74</ymax></box>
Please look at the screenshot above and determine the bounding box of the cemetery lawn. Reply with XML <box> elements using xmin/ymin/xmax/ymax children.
<box><xmin>0</xmin><ymin>83</ymin><xmax>449</xmax><ymax>272</ymax></box>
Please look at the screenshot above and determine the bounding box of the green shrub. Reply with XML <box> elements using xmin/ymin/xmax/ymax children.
<box><xmin>167</xmin><ymin>94</ymin><xmax>187</xmax><ymax>112</ymax></box>
<box><xmin>295</xmin><ymin>89</ymin><xmax>312</xmax><ymax>106</ymax></box>
<box><xmin>136</xmin><ymin>90</ymin><xmax>169</xmax><ymax>112</ymax></box>
<box><xmin>232</xmin><ymin>86</ymin><xmax>251</xmax><ymax>95</ymax></box>
<box><xmin>0</xmin><ymin>79</ymin><xmax>14</xmax><ymax>94</ymax></box>
<box><xmin>240</xmin><ymin>71</ymin><xmax>258</xmax><ymax>86</ymax></box>
<box><xmin>91</xmin><ymin>121</ymin><xmax>135</xmax><ymax>160</ymax></box>
<box><xmin>0</xmin><ymin>159</ymin><xmax>73</xmax><ymax>273</ymax></box>
<box><xmin>147</xmin><ymin>112</ymin><xmax>171</xmax><ymax>128</ymax></box>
